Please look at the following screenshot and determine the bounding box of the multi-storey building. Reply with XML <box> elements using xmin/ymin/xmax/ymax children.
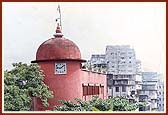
<box><xmin>157</xmin><ymin>77</ymin><xmax>164</xmax><ymax>111</ymax></box>
<box><xmin>90</xmin><ymin>54</ymin><xmax>106</xmax><ymax>68</ymax></box>
<box><xmin>105</xmin><ymin>45</ymin><xmax>137</xmax><ymax>75</ymax></box>
<box><xmin>139</xmin><ymin>72</ymin><xmax>158</xmax><ymax>111</ymax></box>
<box><xmin>105</xmin><ymin>45</ymin><xmax>142</xmax><ymax>100</ymax></box>
<box><xmin>86</xmin><ymin>54</ymin><xmax>107</xmax><ymax>73</ymax></box>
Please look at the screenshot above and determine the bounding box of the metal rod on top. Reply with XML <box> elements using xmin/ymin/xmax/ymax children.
<box><xmin>56</xmin><ymin>4</ymin><xmax>62</xmax><ymax>31</ymax></box>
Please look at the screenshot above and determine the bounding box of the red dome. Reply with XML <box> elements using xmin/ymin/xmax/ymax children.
<box><xmin>32</xmin><ymin>25</ymin><xmax>85</xmax><ymax>63</ymax></box>
<box><xmin>36</xmin><ymin>37</ymin><xmax>82</xmax><ymax>61</ymax></box>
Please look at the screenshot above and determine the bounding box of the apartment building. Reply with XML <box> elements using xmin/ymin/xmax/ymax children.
<box><xmin>105</xmin><ymin>45</ymin><xmax>142</xmax><ymax>100</ymax></box>
<box><xmin>88</xmin><ymin>54</ymin><xmax>107</xmax><ymax>73</ymax></box>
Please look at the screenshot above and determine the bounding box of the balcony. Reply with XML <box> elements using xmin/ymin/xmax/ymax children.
<box><xmin>113</xmin><ymin>75</ymin><xmax>134</xmax><ymax>80</ymax></box>
<box><xmin>113</xmin><ymin>80</ymin><xmax>135</xmax><ymax>85</ymax></box>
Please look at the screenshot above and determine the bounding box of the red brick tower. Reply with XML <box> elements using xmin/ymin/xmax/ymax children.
<box><xmin>31</xmin><ymin>24</ymin><xmax>87</xmax><ymax>110</ymax></box>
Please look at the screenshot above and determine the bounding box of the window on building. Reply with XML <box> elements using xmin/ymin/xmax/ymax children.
<box><xmin>94</xmin><ymin>86</ymin><xmax>99</xmax><ymax>95</ymax></box>
<box><xmin>83</xmin><ymin>86</ymin><xmax>88</xmax><ymax>96</ymax></box>
<box><xmin>122</xmin><ymin>86</ymin><xmax>126</xmax><ymax>92</ymax></box>
<box><xmin>116</xmin><ymin>87</ymin><xmax>119</xmax><ymax>92</ymax></box>
<box><xmin>88</xmin><ymin>86</ymin><xmax>94</xmax><ymax>95</ymax></box>
<box><xmin>129</xmin><ymin>61</ymin><xmax>132</xmax><ymax>63</ymax></box>
<box><xmin>129</xmin><ymin>57</ymin><xmax>131</xmax><ymax>59</ymax></box>
<box><xmin>121</xmin><ymin>57</ymin><xmax>125</xmax><ymax>59</ymax></box>
<box><xmin>100</xmin><ymin>86</ymin><xmax>104</xmax><ymax>94</ymax></box>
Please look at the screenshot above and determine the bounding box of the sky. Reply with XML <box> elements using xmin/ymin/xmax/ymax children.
<box><xmin>2</xmin><ymin>2</ymin><xmax>166</xmax><ymax>77</ymax></box>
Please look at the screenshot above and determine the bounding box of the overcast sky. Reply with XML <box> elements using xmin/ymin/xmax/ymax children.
<box><xmin>2</xmin><ymin>2</ymin><xmax>166</xmax><ymax>76</ymax></box>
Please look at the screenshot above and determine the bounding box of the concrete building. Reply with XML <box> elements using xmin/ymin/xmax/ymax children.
<box><xmin>105</xmin><ymin>45</ymin><xmax>137</xmax><ymax>75</ymax></box>
<box><xmin>90</xmin><ymin>54</ymin><xmax>106</xmax><ymax>67</ymax></box>
<box><xmin>105</xmin><ymin>45</ymin><xmax>142</xmax><ymax>101</ymax></box>
<box><xmin>157</xmin><ymin>77</ymin><xmax>164</xmax><ymax>111</ymax></box>
<box><xmin>139</xmin><ymin>72</ymin><xmax>158</xmax><ymax>111</ymax></box>
<box><xmin>89</xmin><ymin>54</ymin><xmax>107</xmax><ymax>73</ymax></box>
<box><xmin>31</xmin><ymin>23</ymin><xmax>107</xmax><ymax>110</ymax></box>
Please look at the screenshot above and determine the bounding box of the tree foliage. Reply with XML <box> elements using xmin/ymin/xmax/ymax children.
<box><xmin>4</xmin><ymin>62</ymin><xmax>54</xmax><ymax>111</ymax></box>
<box><xmin>53</xmin><ymin>96</ymin><xmax>146</xmax><ymax>111</ymax></box>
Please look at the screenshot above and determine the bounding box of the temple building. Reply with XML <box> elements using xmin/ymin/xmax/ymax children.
<box><xmin>31</xmin><ymin>21</ymin><xmax>107</xmax><ymax>110</ymax></box>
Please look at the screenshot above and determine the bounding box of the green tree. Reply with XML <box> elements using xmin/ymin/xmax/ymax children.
<box><xmin>4</xmin><ymin>62</ymin><xmax>54</xmax><ymax>111</ymax></box>
<box><xmin>53</xmin><ymin>96</ymin><xmax>147</xmax><ymax>111</ymax></box>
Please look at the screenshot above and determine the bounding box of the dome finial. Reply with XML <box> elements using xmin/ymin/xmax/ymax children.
<box><xmin>54</xmin><ymin>4</ymin><xmax>63</xmax><ymax>38</ymax></box>
<box><xmin>54</xmin><ymin>23</ymin><xmax>63</xmax><ymax>38</ymax></box>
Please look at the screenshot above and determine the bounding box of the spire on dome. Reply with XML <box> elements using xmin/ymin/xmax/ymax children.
<box><xmin>54</xmin><ymin>4</ymin><xmax>63</xmax><ymax>38</ymax></box>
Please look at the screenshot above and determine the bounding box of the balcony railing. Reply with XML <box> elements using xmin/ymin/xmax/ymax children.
<box><xmin>113</xmin><ymin>80</ymin><xmax>135</xmax><ymax>85</ymax></box>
